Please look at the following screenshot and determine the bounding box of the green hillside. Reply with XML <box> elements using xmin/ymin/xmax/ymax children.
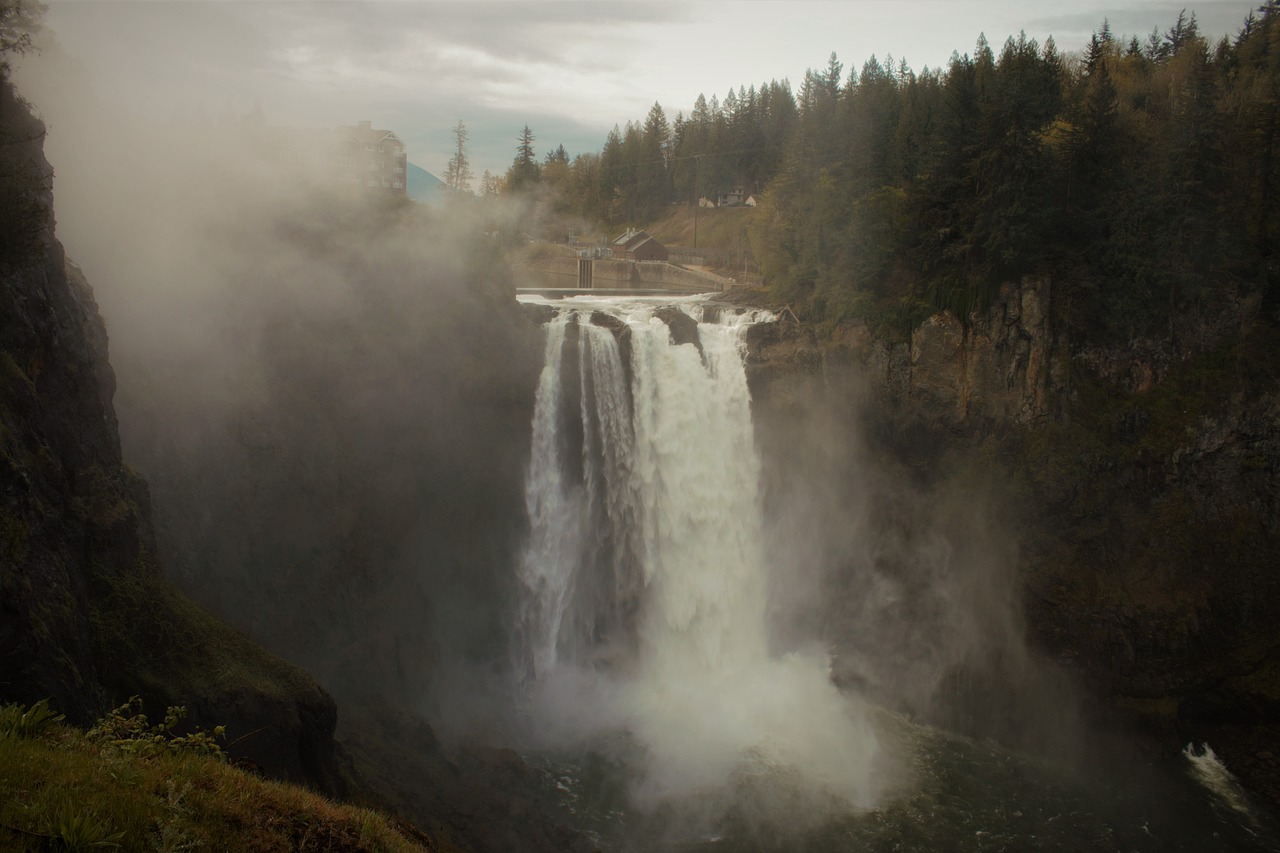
<box><xmin>0</xmin><ymin>700</ymin><xmax>443</xmax><ymax>853</ymax></box>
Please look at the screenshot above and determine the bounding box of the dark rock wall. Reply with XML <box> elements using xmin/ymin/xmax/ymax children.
<box><xmin>745</xmin><ymin>276</ymin><xmax>1069</xmax><ymax>430</ymax></box>
<box><xmin>742</xmin><ymin>277</ymin><xmax>1280</xmax><ymax>798</ymax></box>
<box><xmin>1</xmin><ymin>233</ymin><xmax>113</xmax><ymax>722</ymax></box>
<box><xmin>0</xmin><ymin>77</ymin><xmax>350</xmax><ymax>794</ymax></box>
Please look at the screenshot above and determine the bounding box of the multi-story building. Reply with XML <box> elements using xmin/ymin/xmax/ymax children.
<box><xmin>333</xmin><ymin>121</ymin><xmax>407</xmax><ymax>195</ymax></box>
<box><xmin>257</xmin><ymin>119</ymin><xmax>407</xmax><ymax>196</ymax></box>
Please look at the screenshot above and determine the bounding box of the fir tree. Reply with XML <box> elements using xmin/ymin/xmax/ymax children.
<box><xmin>442</xmin><ymin>120</ymin><xmax>473</xmax><ymax>194</ymax></box>
<box><xmin>507</xmin><ymin>124</ymin><xmax>539</xmax><ymax>191</ymax></box>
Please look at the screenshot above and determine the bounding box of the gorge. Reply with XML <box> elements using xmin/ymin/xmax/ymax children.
<box><xmin>5</xmin><ymin>5</ymin><xmax>1280</xmax><ymax>848</ymax></box>
<box><xmin>497</xmin><ymin>294</ymin><xmax>1280</xmax><ymax>849</ymax></box>
<box><xmin>6</xmin><ymin>159</ymin><xmax>1279</xmax><ymax>847</ymax></box>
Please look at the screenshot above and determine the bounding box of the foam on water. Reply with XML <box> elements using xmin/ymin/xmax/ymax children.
<box><xmin>1184</xmin><ymin>742</ymin><xmax>1259</xmax><ymax>826</ymax></box>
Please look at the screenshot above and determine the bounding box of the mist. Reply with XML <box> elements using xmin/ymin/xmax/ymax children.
<box><xmin>16</xmin><ymin>40</ymin><xmax>548</xmax><ymax>737</ymax></box>
<box><xmin>754</xmin><ymin>366</ymin><xmax>1091</xmax><ymax>761</ymax></box>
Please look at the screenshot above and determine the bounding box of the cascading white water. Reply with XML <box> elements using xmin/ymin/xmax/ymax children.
<box><xmin>516</xmin><ymin>296</ymin><xmax>879</xmax><ymax>810</ymax></box>
<box><xmin>517</xmin><ymin>311</ymin><xmax>641</xmax><ymax>678</ymax></box>
<box><xmin>518</xmin><ymin>314</ymin><xmax>582</xmax><ymax>679</ymax></box>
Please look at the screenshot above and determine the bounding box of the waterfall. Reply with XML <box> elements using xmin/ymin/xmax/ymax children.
<box><xmin>516</xmin><ymin>297</ymin><xmax>879</xmax><ymax>809</ymax></box>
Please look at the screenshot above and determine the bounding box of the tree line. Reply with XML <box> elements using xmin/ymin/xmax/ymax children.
<box><xmin>748</xmin><ymin>6</ymin><xmax>1280</xmax><ymax>344</ymax></box>
<box><xmin>449</xmin><ymin>81</ymin><xmax>798</xmax><ymax>228</ymax></box>
<box><xmin>468</xmin><ymin>5</ymin><xmax>1280</xmax><ymax>346</ymax></box>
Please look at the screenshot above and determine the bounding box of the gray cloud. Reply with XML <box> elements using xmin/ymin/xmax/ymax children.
<box><xmin>42</xmin><ymin>1</ymin><xmax>692</xmax><ymax>176</ymax></box>
<box><xmin>1025</xmin><ymin>2</ymin><xmax>1257</xmax><ymax>43</ymax></box>
<box><xmin>241</xmin><ymin>1</ymin><xmax>690</xmax><ymax>81</ymax></box>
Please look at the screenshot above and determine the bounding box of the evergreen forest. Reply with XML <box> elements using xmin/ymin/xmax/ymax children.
<box><xmin>515</xmin><ymin>6</ymin><xmax>1280</xmax><ymax>347</ymax></box>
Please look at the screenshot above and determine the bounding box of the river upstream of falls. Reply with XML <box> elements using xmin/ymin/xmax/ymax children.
<box><xmin>510</xmin><ymin>295</ymin><xmax>1278</xmax><ymax>852</ymax></box>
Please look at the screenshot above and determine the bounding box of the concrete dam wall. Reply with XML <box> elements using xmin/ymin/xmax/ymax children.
<box><xmin>516</xmin><ymin>256</ymin><xmax>732</xmax><ymax>293</ymax></box>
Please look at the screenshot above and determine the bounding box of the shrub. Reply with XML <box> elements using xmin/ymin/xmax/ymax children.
<box><xmin>87</xmin><ymin>697</ymin><xmax>225</xmax><ymax>760</ymax></box>
<box><xmin>0</xmin><ymin>698</ymin><xmax>63</xmax><ymax>739</ymax></box>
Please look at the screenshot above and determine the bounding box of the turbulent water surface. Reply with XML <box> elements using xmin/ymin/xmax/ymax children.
<box><xmin>512</xmin><ymin>295</ymin><xmax>1278</xmax><ymax>851</ymax></box>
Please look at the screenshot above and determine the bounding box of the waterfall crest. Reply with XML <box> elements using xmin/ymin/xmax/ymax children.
<box><xmin>516</xmin><ymin>296</ymin><xmax>879</xmax><ymax>809</ymax></box>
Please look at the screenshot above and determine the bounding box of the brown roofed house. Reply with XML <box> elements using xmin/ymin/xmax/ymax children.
<box><xmin>611</xmin><ymin>228</ymin><xmax>669</xmax><ymax>262</ymax></box>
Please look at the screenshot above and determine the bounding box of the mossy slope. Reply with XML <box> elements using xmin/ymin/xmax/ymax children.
<box><xmin>0</xmin><ymin>709</ymin><xmax>444</xmax><ymax>853</ymax></box>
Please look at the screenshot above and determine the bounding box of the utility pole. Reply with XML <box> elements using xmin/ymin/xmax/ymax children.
<box><xmin>693</xmin><ymin>154</ymin><xmax>701</xmax><ymax>251</ymax></box>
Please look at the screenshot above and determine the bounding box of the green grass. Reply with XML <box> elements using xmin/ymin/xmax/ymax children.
<box><xmin>516</xmin><ymin>242</ymin><xmax>574</xmax><ymax>263</ymax></box>
<box><xmin>0</xmin><ymin>702</ymin><xmax>434</xmax><ymax>853</ymax></box>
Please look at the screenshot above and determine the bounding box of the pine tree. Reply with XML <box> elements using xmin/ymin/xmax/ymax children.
<box><xmin>442</xmin><ymin>120</ymin><xmax>473</xmax><ymax>194</ymax></box>
<box><xmin>598</xmin><ymin>125</ymin><xmax>625</xmax><ymax>225</ymax></box>
<box><xmin>506</xmin><ymin>125</ymin><xmax>540</xmax><ymax>191</ymax></box>
<box><xmin>544</xmin><ymin>144</ymin><xmax>569</xmax><ymax>166</ymax></box>
<box><xmin>635</xmin><ymin>102</ymin><xmax>672</xmax><ymax>219</ymax></box>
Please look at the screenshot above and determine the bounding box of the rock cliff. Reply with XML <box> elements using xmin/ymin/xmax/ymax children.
<box><xmin>741</xmin><ymin>275</ymin><xmax>1280</xmax><ymax>802</ymax></box>
<box><xmin>0</xmin><ymin>77</ymin><xmax>351</xmax><ymax>794</ymax></box>
<box><xmin>746</xmin><ymin>276</ymin><xmax>1069</xmax><ymax>430</ymax></box>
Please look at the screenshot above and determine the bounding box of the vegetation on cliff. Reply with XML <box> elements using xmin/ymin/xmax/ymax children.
<box><xmin>510</xmin><ymin>7</ymin><xmax>1280</xmax><ymax>352</ymax></box>
<box><xmin>0</xmin><ymin>0</ymin><xmax>48</xmax><ymax>272</ymax></box>
<box><xmin>746</xmin><ymin>7</ymin><xmax>1280</xmax><ymax>343</ymax></box>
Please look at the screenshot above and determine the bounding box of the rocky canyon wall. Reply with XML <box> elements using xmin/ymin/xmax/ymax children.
<box><xmin>0</xmin><ymin>78</ymin><xmax>351</xmax><ymax>792</ymax></box>
<box><xmin>743</xmin><ymin>275</ymin><xmax>1280</xmax><ymax>802</ymax></box>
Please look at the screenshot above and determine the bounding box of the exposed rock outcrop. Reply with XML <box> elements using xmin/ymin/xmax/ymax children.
<box><xmin>654</xmin><ymin>305</ymin><xmax>704</xmax><ymax>360</ymax></box>
<box><xmin>744</xmin><ymin>276</ymin><xmax>1068</xmax><ymax>430</ymax></box>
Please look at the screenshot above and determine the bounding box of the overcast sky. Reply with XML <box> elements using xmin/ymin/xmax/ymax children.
<box><xmin>36</xmin><ymin>0</ymin><xmax>1260</xmax><ymax>181</ymax></box>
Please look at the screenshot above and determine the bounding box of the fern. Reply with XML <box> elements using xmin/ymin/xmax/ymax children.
<box><xmin>0</xmin><ymin>699</ymin><xmax>64</xmax><ymax>739</ymax></box>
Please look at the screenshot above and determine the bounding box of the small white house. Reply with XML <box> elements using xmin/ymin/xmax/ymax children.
<box><xmin>717</xmin><ymin>187</ymin><xmax>746</xmax><ymax>206</ymax></box>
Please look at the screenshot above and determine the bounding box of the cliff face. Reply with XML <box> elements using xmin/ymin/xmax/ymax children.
<box><xmin>0</xmin><ymin>78</ymin><xmax>350</xmax><ymax>794</ymax></box>
<box><xmin>743</xmin><ymin>276</ymin><xmax>1280</xmax><ymax>800</ymax></box>
<box><xmin>1</xmin><ymin>230</ymin><xmax>115</xmax><ymax>722</ymax></box>
<box><xmin>747</xmin><ymin>276</ymin><xmax>1069</xmax><ymax>430</ymax></box>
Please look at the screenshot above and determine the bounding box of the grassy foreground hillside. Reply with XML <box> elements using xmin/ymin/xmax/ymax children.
<box><xmin>0</xmin><ymin>700</ymin><xmax>449</xmax><ymax>853</ymax></box>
